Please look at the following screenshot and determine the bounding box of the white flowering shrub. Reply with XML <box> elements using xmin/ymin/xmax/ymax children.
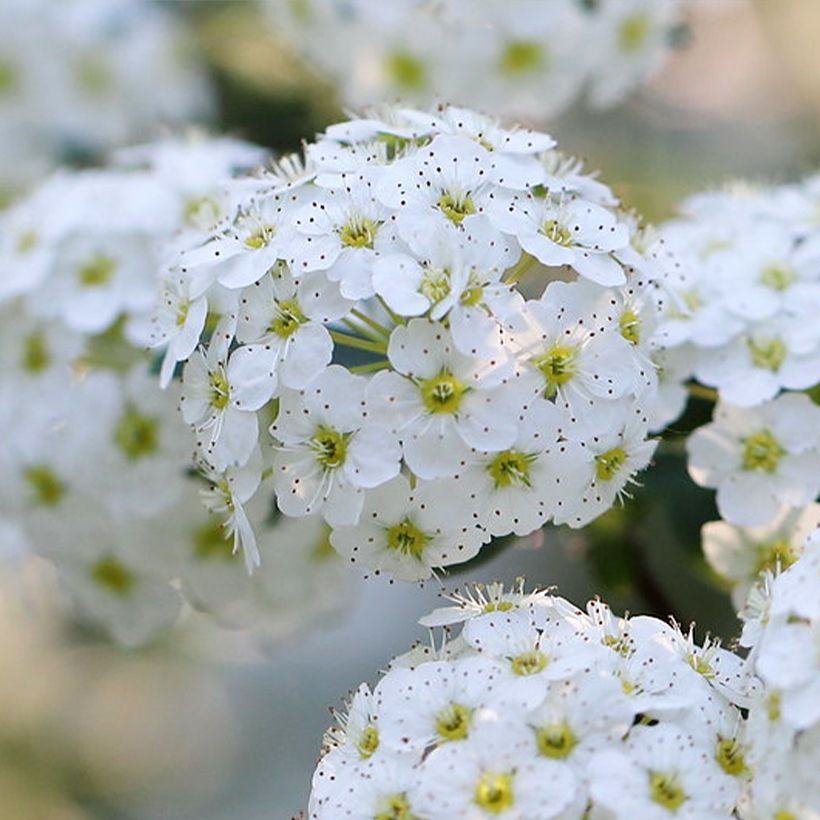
<box><xmin>159</xmin><ymin>106</ymin><xmax>663</xmax><ymax>581</ymax></box>
<box><xmin>0</xmin><ymin>0</ymin><xmax>213</xmax><ymax>192</ymax></box>
<box><xmin>263</xmin><ymin>0</ymin><xmax>685</xmax><ymax>119</ymax></box>
<box><xmin>307</xmin><ymin>582</ymin><xmax>760</xmax><ymax>819</ymax></box>
<box><xmin>0</xmin><ymin>136</ymin><xmax>351</xmax><ymax>645</ymax></box>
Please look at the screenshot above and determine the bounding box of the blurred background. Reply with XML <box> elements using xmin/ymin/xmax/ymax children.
<box><xmin>3</xmin><ymin>0</ymin><xmax>820</xmax><ymax>817</ymax></box>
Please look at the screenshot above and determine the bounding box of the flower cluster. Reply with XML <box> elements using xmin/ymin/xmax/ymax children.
<box><xmin>0</xmin><ymin>136</ymin><xmax>351</xmax><ymax>646</ymax></box>
<box><xmin>0</xmin><ymin>0</ymin><xmax>212</xmax><ymax>193</ymax></box>
<box><xmin>651</xmin><ymin>181</ymin><xmax>820</xmax><ymax>596</ymax></box>
<box><xmin>308</xmin><ymin>582</ymin><xmax>755</xmax><ymax>819</ymax></box>
<box><xmin>263</xmin><ymin>0</ymin><xmax>685</xmax><ymax>119</ymax></box>
<box><xmin>160</xmin><ymin>105</ymin><xmax>662</xmax><ymax>581</ymax></box>
<box><xmin>737</xmin><ymin>532</ymin><xmax>820</xmax><ymax>818</ymax></box>
<box><xmin>654</xmin><ymin>181</ymin><xmax>820</xmax><ymax>409</ymax></box>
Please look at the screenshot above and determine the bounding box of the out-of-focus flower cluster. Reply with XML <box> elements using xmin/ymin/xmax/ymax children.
<box><xmin>159</xmin><ymin>105</ymin><xmax>664</xmax><ymax>581</ymax></box>
<box><xmin>263</xmin><ymin>0</ymin><xmax>684</xmax><ymax>120</ymax></box>
<box><xmin>648</xmin><ymin>181</ymin><xmax>820</xmax><ymax>605</ymax></box>
<box><xmin>0</xmin><ymin>0</ymin><xmax>212</xmax><ymax>194</ymax></box>
<box><xmin>0</xmin><ymin>135</ymin><xmax>351</xmax><ymax>646</ymax></box>
<box><xmin>308</xmin><ymin>579</ymin><xmax>761</xmax><ymax>819</ymax></box>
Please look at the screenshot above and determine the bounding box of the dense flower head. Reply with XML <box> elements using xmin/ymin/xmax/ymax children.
<box><xmin>737</xmin><ymin>533</ymin><xmax>820</xmax><ymax>818</ymax></box>
<box><xmin>263</xmin><ymin>0</ymin><xmax>685</xmax><ymax>120</ymax></box>
<box><xmin>308</xmin><ymin>582</ymin><xmax>756</xmax><ymax>819</ymax></box>
<box><xmin>653</xmin><ymin>180</ymin><xmax>820</xmax><ymax>409</ymax></box>
<box><xmin>0</xmin><ymin>0</ymin><xmax>213</xmax><ymax>193</ymax></box>
<box><xmin>0</xmin><ymin>135</ymin><xmax>352</xmax><ymax>645</ymax></box>
<box><xmin>159</xmin><ymin>105</ymin><xmax>664</xmax><ymax>580</ymax></box>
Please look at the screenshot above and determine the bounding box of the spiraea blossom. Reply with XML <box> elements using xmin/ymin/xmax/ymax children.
<box><xmin>263</xmin><ymin>0</ymin><xmax>686</xmax><ymax>120</ymax></box>
<box><xmin>0</xmin><ymin>0</ymin><xmax>213</xmax><ymax>193</ymax></box>
<box><xmin>0</xmin><ymin>136</ymin><xmax>352</xmax><ymax>645</ymax></box>
<box><xmin>653</xmin><ymin>180</ymin><xmax>820</xmax><ymax>410</ymax></box>
<box><xmin>737</xmin><ymin>532</ymin><xmax>820</xmax><ymax>818</ymax></box>
<box><xmin>160</xmin><ymin>105</ymin><xmax>663</xmax><ymax>581</ymax></box>
<box><xmin>308</xmin><ymin>583</ymin><xmax>754</xmax><ymax>819</ymax></box>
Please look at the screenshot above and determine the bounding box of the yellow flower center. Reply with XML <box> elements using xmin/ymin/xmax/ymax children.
<box><xmin>25</xmin><ymin>466</ymin><xmax>66</xmax><ymax>507</ymax></box>
<box><xmin>310</xmin><ymin>427</ymin><xmax>348</xmax><ymax>469</ymax></box>
<box><xmin>754</xmin><ymin>538</ymin><xmax>797</xmax><ymax>575</ymax></box>
<box><xmin>741</xmin><ymin>430</ymin><xmax>784</xmax><ymax>473</ymax></box>
<box><xmin>386</xmin><ymin>519</ymin><xmax>430</xmax><ymax>560</ymax></box>
<box><xmin>499</xmin><ymin>40</ymin><xmax>548</xmax><ymax>75</ymax></box>
<box><xmin>748</xmin><ymin>336</ymin><xmax>787</xmax><ymax>372</ymax></box>
<box><xmin>78</xmin><ymin>254</ymin><xmax>116</xmax><ymax>287</ymax></box>
<box><xmin>649</xmin><ymin>772</ymin><xmax>687</xmax><ymax>811</ymax></box>
<box><xmin>460</xmin><ymin>285</ymin><xmax>484</xmax><ymax>307</ymax></box>
<box><xmin>619</xmin><ymin>13</ymin><xmax>651</xmax><ymax>54</ymax></box>
<box><xmin>0</xmin><ymin>60</ymin><xmax>17</xmax><ymax>95</ymax></box>
<box><xmin>438</xmin><ymin>192</ymin><xmax>477</xmax><ymax>225</ymax></box>
<box><xmin>760</xmin><ymin>264</ymin><xmax>795</xmax><ymax>291</ymax></box>
<box><xmin>91</xmin><ymin>557</ymin><xmax>135</xmax><ymax>597</ymax></box>
<box><xmin>270</xmin><ymin>298</ymin><xmax>306</xmax><ymax>338</ymax></box>
<box><xmin>483</xmin><ymin>601</ymin><xmax>514</xmax><ymax>614</ymax></box>
<box><xmin>16</xmin><ymin>229</ymin><xmax>37</xmax><ymax>253</ymax></box>
<box><xmin>419</xmin><ymin>268</ymin><xmax>451</xmax><ymax>305</ymax></box>
<box><xmin>511</xmin><ymin>649</ymin><xmax>548</xmax><ymax>677</ymax></box>
<box><xmin>244</xmin><ymin>224</ymin><xmax>276</xmax><ymax>249</ymax></box>
<box><xmin>536</xmin><ymin>721</ymin><xmax>578</xmax><ymax>759</ymax></box>
<box><xmin>184</xmin><ymin>196</ymin><xmax>221</xmax><ymax>229</ymax></box>
<box><xmin>474</xmin><ymin>772</ymin><xmax>514</xmax><ymax>814</ymax></box>
<box><xmin>715</xmin><ymin>737</ymin><xmax>747</xmax><ymax>776</ymax></box>
<box><xmin>114</xmin><ymin>407</ymin><xmax>159</xmax><ymax>460</ymax></box>
<box><xmin>620</xmin><ymin>308</ymin><xmax>641</xmax><ymax>345</ymax></box>
<box><xmin>375</xmin><ymin>793</ymin><xmax>416</xmax><ymax>820</ymax></box>
<box><xmin>339</xmin><ymin>216</ymin><xmax>379</xmax><ymax>249</ymax></box>
<box><xmin>356</xmin><ymin>725</ymin><xmax>380</xmax><ymax>759</ymax></box>
<box><xmin>488</xmin><ymin>450</ymin><xmax>535</xmax><ymax>489</ymax></box>
<box><xmin>595</xmin><ymin>447</ymin><xmax>628</xmax><ymax>482</ymax></box>
<box><xmin>436</xmin><ymin>703</ymin><xmax>473</xmax><ymax>742</ymax></box>
<box><xmin>420</xmin><ymin>371</ymin><xmax>468</xmax><ymax>414</ymax></box>
<box><xmin>21</xmin><ymin>332</ymin><xmax>49</xmax><ymax>373</ymax></box>
<box><xmin>386</xmin><ymin>51</ymin><xmax>426</xmax><ymax>90</ymax></box>
<box><xmin>209</xmin><ymin>370</ymin><xmax>231</xmax><ymax>410</ymax></box>
<box><xmin>533</xmin><ymin>344</ymin><xmax>578</xmax><ymax>397</ymax></box>
<box><xmin>542</xmin><ymin>219</ymin><xmax>573</xmax><ymax>247</ymax></box>
<box><xmin>75</xmin><ymin>52</ymin><xmax>112</xmax><ymax>95</ymax></box>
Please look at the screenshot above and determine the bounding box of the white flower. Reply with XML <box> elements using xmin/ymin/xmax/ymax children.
<box><xmin>235</xmin><ymin>266</ymin><xmax>351</xmax><ymax>393</ymax></box>
<box><xmin>366</xmin><ymin>319</ymin><xmax>520</xmax><ymax>480</ymax></box>
<box><xmin>687</xmin><ymin>394</ymin><xmax>820</xmax><ymax>527</ymax></box>
<box><xmin>590</xmin><ymin>724</ymin><xmax>738</xmax><ymax>819</ymax></box>
<box><xmin>489</xmin><ymin>192</ymin><xmax>631</xmax><ymax>286</ymax></box>
<box><xmin>270</xmin><ymin>366</ymin><xmax>401</xmax><ymax>525</ymax></box>
<box><xmin>329</xmin><ymin>474</ymin><xmax>487</xmax><ymax>580</ymax></box>
<box><xmin>180</xmin><ymin>338</ymin><xmax>268</xmax><ymax>471</ymax></box>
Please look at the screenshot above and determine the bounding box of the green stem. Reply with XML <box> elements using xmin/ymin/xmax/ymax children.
<box><xmin>342</xmin><ymin>317</ymin><xmax>385</xmax><ymax>344</ymax></box>
<box><xmin>350</xmin><ymin>360</ymin><xmax>390</xmax><ymax>374</ymax></box>
<box><xmin>376</xmin><ymin>295</ymin><xmax>405</xmax><ymax>328</ymax></box>
<box><xmin>686</xmin><ymin>383</ymin><xmax>719</xmax><ymax>403</ymax></box>
<box><xmin>329</xmin><ymin>329</ymin><xmax>388</xmax><ymax>355</ymax></box>
<box><xmin>503</xmin><ymin>253</ymin><xmax>538</xmax><ymax>286</ymax></box>
<box><xmin>351</xmin><ymin>308</ymin><xmax>392</xmax><ymax>338</ymax></box>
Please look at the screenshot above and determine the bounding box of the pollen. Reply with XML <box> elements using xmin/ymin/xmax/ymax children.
<box><xmin>533</xmin><ymin>344</ymin><xmax>578</xmax><ymax>397</ymax></box>
<box><xmin>542</xmin><ymin>219</ymin><xmax>574</xmax><ymax>247</ymax></box>
<box><xmin>619</xmin><ymin>308</ymin><xmax>641</xmax><ymax>345</ymax></box>
<box><xmin>375</xmin><ymin>793</ymin><xmax>414</xmax><ymax>820</ymax></box>
<box><xmin>270</xmin><ymin>299</ymin><xmax>306</xmax><ymax>338</ymax></box>
<box><xmin>748</xmin><ymin>336</ymin><xmax>787</xmax><ymax>372</ymax></box>
<box><xmin>339</xmin><ymin>215</ymin><xmax>379</xmax><ymax>249</ymax></box>
<box><xmin>419</xmin><ymin>268</ymin><xmax>451</xmax><ymax>305</ymax></box>
<box><xmin>715</xmin><ymin>737</ymin><xmax>747</xmax><ymax>776</ymax></box>
<box><xmin>209</xmin><ymin>370</ymin><xmax>231</xmax><ymax>410</ymax></box>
